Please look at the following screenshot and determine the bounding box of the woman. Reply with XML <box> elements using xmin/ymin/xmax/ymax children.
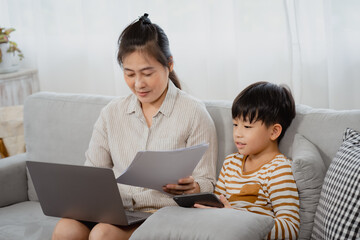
<box><xmin>52</xmin><ymin>13</ymin><xmax>217</xmax><ymax>240</ymax></box>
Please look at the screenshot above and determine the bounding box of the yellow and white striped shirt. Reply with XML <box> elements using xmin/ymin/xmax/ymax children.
<box><xmin>215</xmin><ymin>153</ymin><xmax>300</xmax><ymax>240</ymax></box>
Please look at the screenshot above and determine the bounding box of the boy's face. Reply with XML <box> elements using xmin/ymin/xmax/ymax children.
<box><xmin>232</xmin><ymin>117</ymin><xmax>277</xmax><ymax>156</ymax></box>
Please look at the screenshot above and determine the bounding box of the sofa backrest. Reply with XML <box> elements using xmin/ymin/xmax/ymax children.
<box><xmin>24</xmin><ymin>92</ymin><xmax>113</xmax><ymax>166</ymax></box>
<box><xmin>280</xmin><ymin>104</ymin><xmax>360</xmax><ymax>169</ymax></box>
<box><xmin>24</xmin><ymin>92</ymin><xmax>360</xmax><ymax>176</ymax></box>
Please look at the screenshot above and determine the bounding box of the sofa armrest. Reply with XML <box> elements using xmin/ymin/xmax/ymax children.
<box><xmin>0</xmin><ymin>153</ymin><xmax>28</xmax><ymax>207</ymax></box>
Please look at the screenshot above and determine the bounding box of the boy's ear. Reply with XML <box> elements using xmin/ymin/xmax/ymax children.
<box><xmin>270</xmin><ymin>123</ymin><xmax>282</xmax><ymax>141</ymax></box>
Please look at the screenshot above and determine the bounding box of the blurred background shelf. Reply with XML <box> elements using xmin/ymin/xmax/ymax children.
<box><xmin>0</xmin><ymin>68</ymin><xmax>40</xmax><ymax>107</ymax></box>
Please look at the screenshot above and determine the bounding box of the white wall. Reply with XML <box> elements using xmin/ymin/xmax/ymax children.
<box><xmin>1</xmin><ymin>0</ymin><xmax>360</xmax><ymax>109</ymax></box>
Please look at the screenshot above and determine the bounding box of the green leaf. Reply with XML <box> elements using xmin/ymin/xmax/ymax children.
<box><xmin>4</xmin><ymin>28</ymin><xmax>15</xmax><ymax>36</ymax></box>
<box><xmin>0</xmin><ymin>27</ymin><xmax>24</xmax><ymax>61</ymax></box>
<box><xmin>9</xmin><ymin>41</ymin><xmax>18</xmax><ymax>47</ymax></box>
<box><xmin>0</xmin><ymin>35</ymin><xmax>8</xmax><ymax>43</ymax></box>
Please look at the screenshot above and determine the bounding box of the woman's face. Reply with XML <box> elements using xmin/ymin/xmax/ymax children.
<box><xmin>122</xmin><ymin>50</ymin><xmax>172</xmax><ymax>108</ymax></box>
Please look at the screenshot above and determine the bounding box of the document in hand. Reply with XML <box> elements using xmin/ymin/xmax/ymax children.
<box><xmin>116</xmin><ymin>143</ymin><xmax>209</xmax><ymax>193</ymax></box>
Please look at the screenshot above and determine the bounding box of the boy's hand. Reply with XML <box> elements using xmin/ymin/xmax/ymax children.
<box><xmin>194</xmin><ymin>195</ymin><xmax>232</xmax><ymax>209</ymax></box>
<box><xmin>162</xmin><ymin>176</ymin><xmax>200</xmax><ymax>195</ymax></box>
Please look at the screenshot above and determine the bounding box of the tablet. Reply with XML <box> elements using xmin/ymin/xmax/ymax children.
<box><xmin>173</xmin><ymin>193</ymin><xmax>224</xmax><ymax>208</ymax></box>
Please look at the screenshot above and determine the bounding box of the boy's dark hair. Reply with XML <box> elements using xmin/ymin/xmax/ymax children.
<box><xmin>117</xmin><ymin>13</ymin><xmax>181</xmax><ymax>89</ymax></box>
<box><xmin>232</xmin><ymin>81</ymin><xmax>296</xmax><ymax>142</ymax></box>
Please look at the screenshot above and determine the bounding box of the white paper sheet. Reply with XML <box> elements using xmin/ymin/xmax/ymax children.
<box><xmin>116</xmin><ymin>143</ymin><xmax>209</xmax><ymax>193</ymax></box>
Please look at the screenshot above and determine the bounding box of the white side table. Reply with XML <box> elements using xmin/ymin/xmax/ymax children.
<box><xmin>0</xmin><ymin>68</ymin><xmax>40</xmax><ymax>107</ymax></box>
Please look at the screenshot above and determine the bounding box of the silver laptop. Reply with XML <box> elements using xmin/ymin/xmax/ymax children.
<box><xmin>26</xmin><ymin>161</ymin><xmax>152</xmax><ymax>226</ymax></box>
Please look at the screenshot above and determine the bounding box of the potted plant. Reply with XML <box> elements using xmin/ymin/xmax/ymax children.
<box><xmin>0</xmin><ymin>27</ymin><xmax>24</xmax><ymax>73</ymax></box>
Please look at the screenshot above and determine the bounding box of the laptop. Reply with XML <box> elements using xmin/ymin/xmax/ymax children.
<box><xmin>26</xmin><ymin>161</ymin><xmax>152</xmax><ymax>226</ymax></box>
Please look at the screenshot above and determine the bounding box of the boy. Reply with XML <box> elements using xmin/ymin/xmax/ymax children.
<box><xmin>195</xmin><ymin>81</ymin><xmax>300</xmax><ymax>239</ymax></box>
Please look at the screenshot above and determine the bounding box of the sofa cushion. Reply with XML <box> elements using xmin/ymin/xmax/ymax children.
<box><xmin>0</xmin><ymin>201</ymin><xmax>58</xmax><ymax>240</ymax></box>
<box><xmin>311</xmin><ymin>128</ymin><xmax>360</xmax><ymax>239</ymax></box>
<box><xmin>291</xmin><ymin>134</ymin><xmax>326</xmax><ymax>240</ymax></box>
<box><xmin>130</xmin><ymin>206</ymin><xmax>274</xmax><ymax>240</ymax></box>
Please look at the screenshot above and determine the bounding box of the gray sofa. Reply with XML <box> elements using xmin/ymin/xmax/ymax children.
<box><xmin>1</xmin><ymin>92</ymin><xmax>359</xmax><ymax>240</ymax></box>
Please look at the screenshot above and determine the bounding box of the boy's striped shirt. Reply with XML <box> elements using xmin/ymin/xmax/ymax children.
<box><xmin>215</xmin><ymin>153</ymin><xmax>300</xmax><ymax>240</ymax></box>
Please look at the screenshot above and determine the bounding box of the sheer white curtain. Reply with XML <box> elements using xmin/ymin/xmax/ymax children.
<box><xmin>285</xmin><ymin>0</ymin><xmax>360</xmax><ymax>109</ymax></box>
<box><xmin>1</xmin><ymin>0</ymin><xmax>359</xmax><ymax>109</ymax></box>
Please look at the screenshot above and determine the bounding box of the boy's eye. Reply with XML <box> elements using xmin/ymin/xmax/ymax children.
<box><xmin>233</xmin><ymin>123</ymin><xmax>238</xmax><ymax>127</ymax></box>
<box><xmin>244</xmin><ymin>125</ymin><xmax>251</xmax><ymax>128</ymax></box>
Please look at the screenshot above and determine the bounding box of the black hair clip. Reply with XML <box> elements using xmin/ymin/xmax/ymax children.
<box><xmin>139</xmin><ymin>13</ymin><xmax>151</xmax><ymax>24</ymax></box>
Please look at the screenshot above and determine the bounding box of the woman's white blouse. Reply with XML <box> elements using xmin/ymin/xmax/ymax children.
<box><xmin>84</xmin><ymin>81</ymin><xmax>218</xmax><ymax>211</ymax></box>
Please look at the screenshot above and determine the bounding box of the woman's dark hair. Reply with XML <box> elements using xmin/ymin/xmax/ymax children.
<box><xmin>117</xmin><ymin>13</ymin><xmax>181</xmax><ymax>89</ymax></box>
<box><xmin>232</xmin><ymin>81</ymin><xmax>296</xmax><ymax>142</ymax></box>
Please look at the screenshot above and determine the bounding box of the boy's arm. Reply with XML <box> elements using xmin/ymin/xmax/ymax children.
<box><xmin>267</xmin><ymin>161</ymin><xmax>300</xmax><ymax>239</ymax></box>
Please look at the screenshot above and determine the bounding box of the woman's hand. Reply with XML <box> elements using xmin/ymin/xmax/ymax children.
<box><xmin>162</xmin><ymin>176</ymin><xmax>200</xmax><ymax>195</ymax></box>
<box><xmin>194</xmin><ymin>195</ymin><xmax>232</xmax><ymax>209</ymax></box>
